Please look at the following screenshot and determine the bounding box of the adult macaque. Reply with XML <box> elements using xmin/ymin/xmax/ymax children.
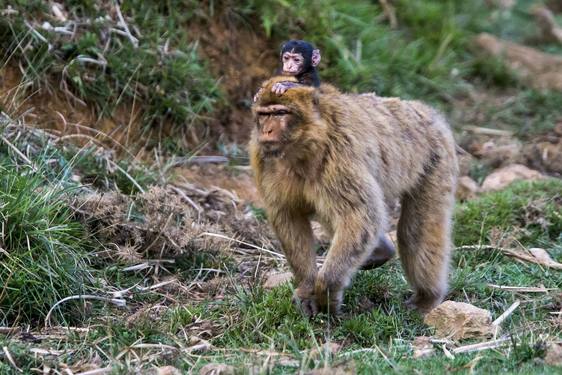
<box><xmin>250</xmin><ymin>77</ymin><xmax>458</xmax><ymax>316</ymax></box>
<box><xmin>254</xmin><ymin>40</ymin><xmax>321</xmax><ymax>102</ymax></box>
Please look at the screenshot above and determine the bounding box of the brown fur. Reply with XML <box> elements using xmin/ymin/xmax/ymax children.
<box><xmin>249</xmin><ymin>76</ymin><xmax>458</xmax><ymax>315</ymax></box>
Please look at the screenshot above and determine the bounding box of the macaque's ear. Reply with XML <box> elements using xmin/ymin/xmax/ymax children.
<box><xmin>311</xmin><ymin>49</ymin><xmax>321</xmax><ymax>67</ymax></box>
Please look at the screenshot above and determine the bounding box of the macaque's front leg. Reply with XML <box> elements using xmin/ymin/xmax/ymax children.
<box><xmin>270</xmin><ymin>209</ymin><xmax>318</xmax><ymax>316</ymax></box>
<box><xmin>272</xmin><ymin>81</ymin><xmax>301</xmax><ymax>95</ymax></box>
<box><xmin>315</xmin><ymin>211</ymin><xmax>382</xmax><ymax>314</ymax></box>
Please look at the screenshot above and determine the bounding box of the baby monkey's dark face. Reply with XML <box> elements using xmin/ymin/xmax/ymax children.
<box><xmin>279</xmin><ymin>40</ymin><xmax>321</xmax><ymax>78</ymax></box>
<box><xmin>282</xmin><ymin>52</ymin><xmax>306</xmax><ymax>75</ymax></box>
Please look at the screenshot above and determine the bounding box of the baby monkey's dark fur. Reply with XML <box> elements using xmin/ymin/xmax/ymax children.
<box><xmin>278</xmin><ymin>40</ymin><xmax>321</xmax><ymax>87</ymax></box>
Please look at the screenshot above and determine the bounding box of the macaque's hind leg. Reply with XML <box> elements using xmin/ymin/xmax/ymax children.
<box><xmin>397</xmin><ymin>174</ymin><xmax>455</xmax><ymax>314</ymax></box>
<box><xmin>360</xmin><ymin>235</ymin><xmax>396</xmax><ymax>270</ymax></box>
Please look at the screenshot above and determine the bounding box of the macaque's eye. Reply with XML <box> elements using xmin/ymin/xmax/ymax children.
<box><xmin>275</xmin><ymin>110</ymin><xmax>289</xmax><ymax>116</ymax></box>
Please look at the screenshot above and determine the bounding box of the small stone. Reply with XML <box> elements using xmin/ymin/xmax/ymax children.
<box><xmin>481</xmin><ymin>164</ymin><xmax>544</xmax><ymax>192</ymax></box>
<box><xmin>545</xmin><ymin>343</ymin><xmax>562</xmax><ymax>366</ymax></box>
<box><xmin>263</xmin><ymin>271</ymin><xmax>293</xmax><ymax>289</ymax></box>
<box><xmin>199</xmin><ymin>363</ymin><xmax>236</xmax><ymax>375</ymax></box>
<box><xmin>424</xmin><ymin>301</ymin><xmax>493</xmax><ymax>340</ymax></box>
<box><xmin>156</xmin><ymin>366</ymin><xmax>181</xmax><ymax>375</ymax></box>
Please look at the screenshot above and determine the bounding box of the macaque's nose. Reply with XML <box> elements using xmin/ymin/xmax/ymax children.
<box><xmin>259</xmin><ymin>122</ymin><xmax>281</xmax><ymax>143</ymax></box>
<box><xmin>285</xmin><ymin>62</ymin><xmax>299</xmax><ymax>73</ymax></box>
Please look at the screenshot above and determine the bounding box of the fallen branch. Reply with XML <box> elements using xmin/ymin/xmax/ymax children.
<box><xmin>45</xmin><ymin>295</ymin><xmax>126</xmax><ymax>327</ymax></box>
<box><xmin>2</xmin><ymin>346</ymin><xmax>22</xmax><ymax>373</ymax></box>
<box><xmin>492</xmin><ymin>300</ymin><xmax>520</xmax><ymax>338</ymax></box>
<box><xmin>113</xmin><ymin>1</ymin><xmax>138</xmax><ymax>48</ymax></box>
<box><xmin>451</xmin><ymin>337</ymin><xmax>511</xmax><ymax>355</ymax></box>
<box><xmin>488</xmin><ymin>284</ymin><xmax>556</xmax><ymax>293</ymax></box>
<box><xmin>456</xmin><ymin>245</ymin><xmax>562</xmax><ymax>270</ymax></box>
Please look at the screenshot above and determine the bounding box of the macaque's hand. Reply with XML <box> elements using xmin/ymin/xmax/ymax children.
<box><xmin>272</xmin><ymin>81</ymin><xmax>300</xmax><ymax>96</ymax></box>
<box><xmin>253</xmin><ymin>87</ymin><xmax>264</xmax><ymax>103</ymax></box>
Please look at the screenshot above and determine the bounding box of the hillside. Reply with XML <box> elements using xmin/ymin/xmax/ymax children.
<box><xmin>0</xmin><ymin>1</ymin><xmax>561</xmax><ymax>374</ymax></box>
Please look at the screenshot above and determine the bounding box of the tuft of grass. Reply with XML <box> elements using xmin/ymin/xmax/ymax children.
<box><xmin>0</xmin><ymin>160</ymin><xmax>94</xmax><ymax>325</ymax></box>
<box><xmin>0</xmin><ymin>1</ymin><xmax>221</xmax><ymax>134</ymax></box>
<box><xmin>454</xmin><ymin>179</ymin><xmax>562</xmax><ymax>247</ymax></box>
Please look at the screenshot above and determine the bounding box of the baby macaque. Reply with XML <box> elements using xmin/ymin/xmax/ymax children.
<box><xmin>254</xmin><ymin>40</ymin><xmax>321</xmax><ymax>102</ymax></box>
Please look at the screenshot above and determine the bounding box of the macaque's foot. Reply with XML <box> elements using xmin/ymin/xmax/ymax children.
<box><xmin>360</xmin><ymin>235</ymin><xmax>396</xmax><ymax>270</ymax></box>
<box><xmin>293</xmin><ymin>284</ymin><xmax>319</xmax><ymax>317</ymax></box>
<box><xmin>292</xmin><ymin>294</ymin><xmax>319</xmax><ymax>317</ymax></box>
<box><xmin>405</xmin><ymin>291</ymin><xmax>443</xmax><ymax>315</ymax></box>
<box><xmin>314</xmin><ymin>273</ymin><xmax>344</xmax><ymax>314</ymax></box>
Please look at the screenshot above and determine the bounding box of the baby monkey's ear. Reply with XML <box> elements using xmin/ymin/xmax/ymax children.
<box><xmin>311</xmin><ymin>49</ymin><xmax>321</xmax><ymax>67</ymax></box>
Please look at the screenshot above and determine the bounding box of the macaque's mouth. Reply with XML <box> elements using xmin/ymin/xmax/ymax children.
<box><xmin>260</xmin><ymin>142</ymin><xmax>283</xmax><ymax>157</ymax></box>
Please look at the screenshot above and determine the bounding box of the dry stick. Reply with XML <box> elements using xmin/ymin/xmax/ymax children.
<box><xmin>75</xmin><ymin>368</ymin><xmax>113</xmax><ymax>375</ymax></box>
<box><xmin>45</xmin><ymin>295</ymin><xmax>126</xmax><ymax>327</ymax></box>
<box><xmin>488</xmin><ymin>284</ymin><xmax>555</xmax><ymax>293</ymax></box>
<box><xmin>462</xmin><ymin>125</ymin><xmax>513</xmax><ymax>136</ymax></box>
<box><xmin>2</xmin><ymin>346</ymin><xmax>23</xmax><ymax>373</ymax></box>
<box><xmin>114</xmin><ymin>1</ymin><xmax>138</xmax><ymax>48</ymax></box>
<box><xmin>0</xmin><ymin>134</ymin><xmax>37</xmax><ymax>171</ymax></box>
<box><xmin>170</xmin><ymin>185</ymin><xmax>203</xmax><ymax>214</ymax></box>
<box><xmin>492</xmin><ymin>300</ymin><xmax>521</xmax><ymax>338</ymax></box>
<box><xmin>451</xmin><ymin>337</ymin><xmax>511</xmax><ymax>355</ymax></box>
<box><xmin>201</xmin><ymin>232</ymin><xmax>285</xmax><ymax>260</ymax></box>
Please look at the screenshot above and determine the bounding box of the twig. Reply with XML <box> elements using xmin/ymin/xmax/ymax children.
<box><xmin>2</xmin><ymin>346</ymin><xmax>23</xmax><ymax>373</ymax></box>
<box><xmin>122</xmin><ymin>259</ymin><xmax>175</xmax><ymax>272</ymax></box>
<box><xmin>492</xmin><ymin>301</ymin><xmax>520</xmax><ymax>325</ymax></box>
<box><xmin>0</xmin><ymin>134</ymin><xmax>37</xmax><ymax>171</ymax></box>
<box><xmin>451</xmin><ymin>337</ymin><xmax>511</xmax><ymax>354</ymax></box>
<box><xmin>45</xmin><ymin>295</ymin><xmax>126</xmax><ymax>327</ymax></box>
<box><xmin>113</xmin><ymin>1</ymin><xmax>138</xmax><ymax>48</ymax></box>
<box><xmin>75</xmin><ymin>367</ymin><xmax>112</xmax><ymax>375</ymax></box>
<box><xmin>379</xmin><ymin>0</ymin><xmax>398</xmax><ymax>28</ymax></box>
<box><xmin>488</xmin><ymin>284</ymin><xmax>555</xmax><ymax>293</ymax></box>
<box><xmin>462</xmin><ymin>125</ymin><xmax>513</xmax><ymax>136</ymax></box>
<box><xmin>170</xmin><ymin>185</ymin><xmax>203</xmax><ymax>214</ymax></box>
<box><xmin>201</xmin><ymin>232</ymin><xmax>284</xmax><ymax>260</ymax></box>
<box><xmin>492</xmin><ymin>300</ymin><xmax>520</xmax><ymax>338</ymax></box>
<box><xmin>170</xmin><ymin>155</ymin><xmax>229</xmax><ymax>166</ymax></box>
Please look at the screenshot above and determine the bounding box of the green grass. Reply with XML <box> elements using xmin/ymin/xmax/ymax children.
<box><xmin>0</xmin><ymin>1</ymin><xmax>221</xmax><ymax>134</ymax></box>
<box><xmin>0</xmin><ymin>159</ymin><xmax>94</xmax><ymax>325</ymax></box>
<box><xmin>1</xmin><ymin>179</ymin><xmax>560</xmax><ymax>373</ymax></box>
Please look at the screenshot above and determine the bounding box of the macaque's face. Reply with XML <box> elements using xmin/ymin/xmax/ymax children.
<box><xmin>282</xmin><ymin>52</ymin><xmax>306</xmax><ymax>75</ymax></box>
<box><xmin>255</xmin><ymin>104</ymin><xmax>294</xmax><ymax>155</ymax></box>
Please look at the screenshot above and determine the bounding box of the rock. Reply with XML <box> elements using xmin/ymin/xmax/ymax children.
<box><xmin>199</xmin><ymin>363</ymin><xmax>236</xmax><ymax>375</ymax></box>
<box><xmin>545</xmin><ymin>343</ymin><xmax>562</xmax><ymax>366</ymax></box>
<box><xmin>310</xmin><ymin>342</ymin><xmax>342</xmax><ymax>359</ymax></box>
<box><xmin>412</xmin><ymin>336</ymin><xmax>436</xmax><ymax>358</ymax></box>
<box><xmin>523</xmin><ymin>140</ymin><xmax>562</xmax><ymax>175</ymax></box>
<box><xmin>456</xmin><ymin>176</ymin><xmax>480</xmax><ymax>200</ymax></box>
<box><xmin>424</xmin><ymin>301</ymin><xmax>494</xmax><ymax>340</ymax></box>
<box><xmin>305</xmin><ymin>362</ymin><xmax>355</xmax><ymax>375</ymax></box>
<box><xmin>481</xmin><ymin>164</ymin><xmax>545</xmax><ymax>192</ymax></box>
<box><xmin>263</xmin><ymin>271</ymin><xmax>293</xmax><ymax>289</ymax></box>
<box><xmin>156</xmin><ymin>366</ymin><xmax>181</xmax><ymax>375</ymax></box>
<box><xmin>474</xmin><ymin>33</ymin><xmax>562</xmax><ymax>91</ymax></box>
<box><xmin>533</xmin><ymin>6</ymin><xmax>562</xmax><ymax>44</ymax></box>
